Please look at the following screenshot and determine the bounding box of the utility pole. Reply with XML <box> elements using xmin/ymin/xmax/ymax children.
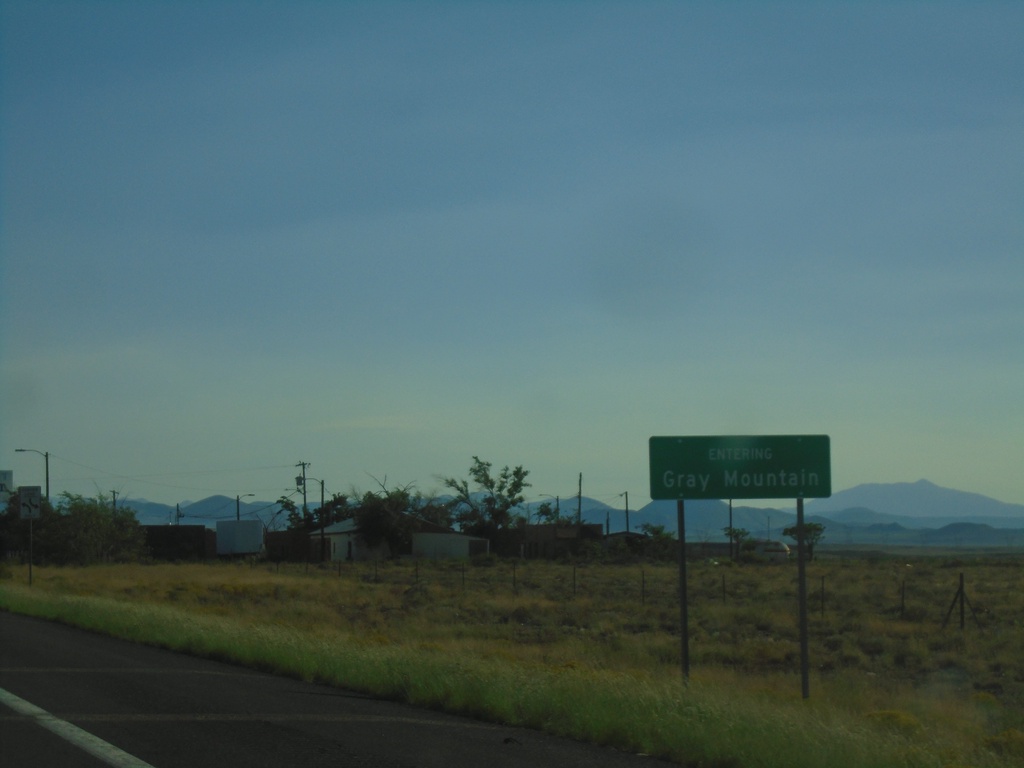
<box><xmin>236</xmin><ymin>493</ymin><xmax>254</xmax><ymax>521</ymax></box>
<box><xmin>15</xmin><ymin>449</ymin><xmax>49</xmax><ymax>503</ymax></box>
<box><xmin>111</xmin><ymin>490</ymin><xmax>118</xmax><ymax>511</ymax></box>
<box><xmin>621</xmin><ymin>491</ymin><xmax>630</xmax><ymax>533</ymax></box>
<box><xmin>296</xmin><ymin>461</ymin><xmax>310</xmax><ymax>520</ymax></box>
<box><xmin>577</xmin><ymin>473</ymin><xmax>582</xmax><ymax>525</ymax></box>
<box><xmin>307</xmin><ymin>477</ymin><xmax>326</xmax><ymax>562</ymax></box>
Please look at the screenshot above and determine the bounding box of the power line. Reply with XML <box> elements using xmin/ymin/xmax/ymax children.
<box><xmin>28</xmin><ymin>454</ymin><xmax>298</xmax><ymax>496</ymax></box>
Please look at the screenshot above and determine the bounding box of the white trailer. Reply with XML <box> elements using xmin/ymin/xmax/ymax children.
<box><xmin>216</xmin><ymin>520</ymin><xmax>264</xmax><ymax>556</ymax></box>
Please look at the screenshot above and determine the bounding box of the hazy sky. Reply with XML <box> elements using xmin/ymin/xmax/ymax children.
<box><xmin>2</xmin><ymin>2</ymin><xmax>1021</xmax><ymax>511</ymax></box>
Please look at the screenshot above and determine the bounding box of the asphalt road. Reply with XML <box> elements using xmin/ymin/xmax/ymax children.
<box><xmin>0</xmin><ymin>611</ymin><xmax>663</xmax><ymax>768</ymax></box>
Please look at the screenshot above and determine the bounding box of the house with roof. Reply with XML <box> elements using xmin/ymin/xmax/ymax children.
<box><xmin>319</xmin><ymin>517</ymin><xmax>489</xmax><ymax>561</ymax></box>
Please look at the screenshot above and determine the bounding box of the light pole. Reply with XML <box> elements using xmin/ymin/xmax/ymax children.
<box><xmin>236</xmin><ymin>493</ymin><xmax>255</xmax><ymax>521</ymax></box>
<box><xmin>537</xmin><ymin>494</ymin><xmax>560</xmax><ymax>522</ymax></box>
<box><xmin>306</xmin><ymin>477</ymin><xmax>327</xmax><ymax>561</ymax></box>
<box><xmin>15</xmin><ymin>449</ymin><xmax>49</xmax><ymax>503</ymax></box>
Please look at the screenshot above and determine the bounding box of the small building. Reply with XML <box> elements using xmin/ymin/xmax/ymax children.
<box><xmin>321</xmin><ymin>519</ymin><xmax>390</xmax><ymax>562</ymax></box>
<box><xmin>318</xmin><ymin>518</ymin><xmax>489</xmax><ymax>561</ymax></box>
<box><xmin>412</xmin><ymin>531</ymin><xmax>489</xmax><ymax>559</ymax></box>
<box><xmin>265</xmin><ymin>529</ymin><xmax>310</xmax><ymax>562</ymax></box>
<box><xmin>684</xmin><ymin>541</ymin><xmax>733</xmax><ymax>560</ymax></box>
<box><xmin>752</xmin><ymin>539</ymin><xmax>791</xmax><ymax>563</ymax></box>
<box><xmin>522</xmin><ymin>523</ymin><xmax>604</xmax><ymax>559</ymax></box>
<box><xmin>143</xmin><ymin>525</ymin><xmax>216</xmax><ymax>561</ymax></box>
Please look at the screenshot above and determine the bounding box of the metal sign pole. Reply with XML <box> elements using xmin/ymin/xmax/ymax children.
<box><xmin>650</xmin><ymin>435</ymin><xmax>831</xmax><ymax>696</ymax></box>
<box><xmin>797</xmin><ymin>496</ymin><xmax>809</xmax><ymax>699</ymax></box>
<box><xmin>677</xmin><ymin>499</ymin><xmax>689</xmax><ymax>681</ymax></box>
<box><xmin>18</xmin><ymin>486</ymin><xmax>42</xmax><ymax>587</ymax></box>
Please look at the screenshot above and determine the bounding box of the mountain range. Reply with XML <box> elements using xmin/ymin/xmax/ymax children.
<box><xmin>126</xmin><ymin>479</ymin><xmax>1024</xmax><ymax>548</ymax></box>
<box><xmin>620</xmin><ymin>480</ymin><xmax>1024</xmax><ymax>548</ymax></box>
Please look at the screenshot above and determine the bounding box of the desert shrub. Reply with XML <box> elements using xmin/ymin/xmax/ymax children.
<box><xmin>864</xmin><ymin>709</ymin><xmax>923</xmax><ymax>735</ymax></box>
<box><xmin>822</xmin><ymin>634</ymin><xmax>845</xmax><ymax>652</ymax></box>
<box><xmin>839</xmin><ymin>650</ymin><xmax>867</xmax><ymax>669</ymax></box>
<box><xmin>892</xmin><ymin>639</ymin><xmax>929</xmax><ymax>670</ymax></box>
<box><xmin>984</xmin><ymin>729</ymin><xmax>1024</xmax><ymax>758</ymax></box>
<box><xmin>857</xmin><ymin>635</ymin><xmax>888</xmax><ymax>658</ymax></box>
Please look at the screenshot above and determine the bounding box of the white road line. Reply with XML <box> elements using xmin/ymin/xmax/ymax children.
<box><xmin>0</xmin><ymin>686</ymin><xmax>157</xmax><ymax>768</ymax></box>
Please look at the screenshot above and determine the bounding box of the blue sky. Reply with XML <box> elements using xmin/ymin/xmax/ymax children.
<box><xmin>2</xmin><ymin>1</ymin><xmax>1022</xmax><ymax>510</ymax></box>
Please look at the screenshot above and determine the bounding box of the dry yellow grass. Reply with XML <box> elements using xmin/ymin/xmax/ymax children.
<box><xmin>3</xmin><ymin>555</ymin><xmax>1023</xmax><ymax>767</ymax></box>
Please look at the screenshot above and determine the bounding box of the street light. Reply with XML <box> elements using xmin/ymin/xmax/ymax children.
<box><xmin>236</xmin><ymin>493</ymin><xmax>255</xmax><ymax>521</ymax></box>
<box><xmin>15</xmin><ymin>449</ymin><xmax>49</xmax><ymax>502</ymax></box>
<box><xmin>536</xmin><ymin>494</ymin><xmax>560</xmax><ymax>522</ymax></box>
<box><xmin>306</xmin><ymin>477</ymin><xmax>327</xmax><ymax>562</ymax></box>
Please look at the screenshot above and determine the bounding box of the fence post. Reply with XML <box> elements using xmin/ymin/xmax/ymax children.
<box><xmin>959</xmin><ymin>572</ymin><xmax>966</xmax><ymax>630</ymax></box>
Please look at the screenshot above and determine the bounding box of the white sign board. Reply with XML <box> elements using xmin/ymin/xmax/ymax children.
<box><xmin>19</xmin><ymin>486</ymin><xmax>42</xmax><ymax>520</ymax></box>
<box><xmin>0</xmin><ymin>470</ymin><xmax>13</xmax><ymax>503</ymax></box>
<box><xmin>216</xmin><ymin>520</ymin><xmax>264</xmax><ymax>555</ymax></box>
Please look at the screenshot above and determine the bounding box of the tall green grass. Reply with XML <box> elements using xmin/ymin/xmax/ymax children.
<box><xmin>2</xmin><ymin>559</ymin><xmax>1023</xmax><ymax>767</ymax></box>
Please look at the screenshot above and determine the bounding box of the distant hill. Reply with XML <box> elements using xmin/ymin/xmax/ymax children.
<box><xmin>626</xmin><ymin>500</ymin><xmax>792</xmax><ymax>541</ymax></box>
<box><xmin>122</xmin><ymin>480</ymin><xmax>1024</xmax><ymax>546</ymax></box>
<box><xmin>805</xmin><ymin>479</ymin><xmax>1024</xmax><ymax>520</ymax></box>
<box><xmin>628</xmin><ymin>480</ymin><xmax>1024</xmax><ymax>544</ymax></box>
<box><xmin>127</xmin><ymin>496</ymin><xmax>280</xmax><ymax>528</ymax></box>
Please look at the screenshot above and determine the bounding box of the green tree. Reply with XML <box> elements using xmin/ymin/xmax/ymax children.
<box><xmin>534</xmin><ymin>501</ymin><xmax>559</xmax><ymax>524</ymax></box>
<box><xmin>2</xmin><ymin>492</ymin><xmax>145</xmax><ymax>565</ymax></box>
<box><xmin>441</xmin><ymin>457</ymin><xmax>531</xmax><ymax>551</ymax></box>
<box><xmin>352</xmin><ymin>481</ymin><xmax>417</xmax><ymax>556</ymax></box>
<box><xmin>410</xmin><ymin>493</ymin><xmax>453</xmax><ymax>529</ymax></box>
<box><xmin>782</xmin><ymin>522</ymin><xmax>826</xmax><ymax>561</ymax></box>
<box><xmin>315</xmin><ymin>492</ymin><xmax>352</xmax><ymax>528</ymax></box>
<box><xmin>278</xmin><ymin>495</ymin><xmax>305</xmax><ymax>530</ymax></box>
<box><xmin>723</xmin><ymin>526</ymin><xmax>750</xmax><ymax>560</ymax></box>
<box><xmin>638</xmin><ymin>522</ymin><xmax>677</xmax><ymax>561</ymax></box>
<box><xmin>532</xmin><ymin>499</ymin><xmax>573</xmax><ymax>525</ymax></box>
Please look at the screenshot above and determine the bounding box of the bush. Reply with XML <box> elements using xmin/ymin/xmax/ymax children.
<box><xmin>864</xmin><ymin>709</ymin><xmax>922</xmax><ymax>735</ymax></box>
<box><xmin>985</xmin><ymin>729</ymin><xmax>1024</xmax><ymax>758</ymax></box>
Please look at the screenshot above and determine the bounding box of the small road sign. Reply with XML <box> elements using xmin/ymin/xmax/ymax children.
<box><xmin>19</xmin><ymin>486</ymin><xmax>42</xmax><ymax>520</ymax></box>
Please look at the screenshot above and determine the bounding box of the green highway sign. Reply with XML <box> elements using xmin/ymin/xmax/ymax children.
<box><xmin>649</xmin><ymin>435</ymin><xmax>831</xmax><ymax>500</ymax></box>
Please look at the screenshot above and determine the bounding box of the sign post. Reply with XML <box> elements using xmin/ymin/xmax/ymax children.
<box><xmin>19</xmin><ymin>486</ymin><xmax>42</xmax><ymax>586</ymax></box>
<box><xmin>649</xmin><ymin>436</ymin><xmax>831</xmax><ymax>696</ymax></box>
